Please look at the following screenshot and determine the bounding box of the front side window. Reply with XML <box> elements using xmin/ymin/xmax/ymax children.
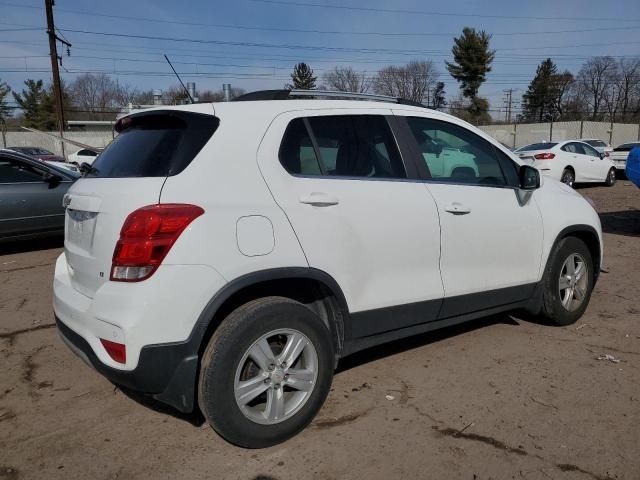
<box><xmin>406</xmin><ymin>117</ymin><xmax>509</xmax><ymax>186</ymax></box>
<box><xmin>278</xmin><ymin>115</ymin><xmax>406</xmax><ymax>179</ymax></box>
<box><xmin>0</xmin><ymin>157</ymin><xmax>46</xmax><ymax>183</ymax></box>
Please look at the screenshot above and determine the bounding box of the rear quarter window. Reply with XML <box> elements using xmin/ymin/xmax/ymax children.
<box><xmin>86</xmin><ymin>111</ymin><xmax>219</xmax><ymax>178</ymax></box>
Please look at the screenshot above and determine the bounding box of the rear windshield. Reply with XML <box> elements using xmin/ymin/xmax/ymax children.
<box><xmin>518</xmin><ymin>142</ymin><xmax>557</xmax><ymax>152</ymax></box>
<box><xmin>614</xmin><ymin>143</ymin><xmax>640</xmax><ymax>152</ymax></box>
<box><xmin>584</xmin><ymin>140</ymin><xmax>606</xmax><ymax>147</ymax></box>
<box><xmin>85</xmin><ymin>111</ymin><xmax>219</xmax><ymax>178</ymax></box>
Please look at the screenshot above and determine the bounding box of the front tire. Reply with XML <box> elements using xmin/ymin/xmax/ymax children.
<box><xmin>198</xmin><ymin>297</ymin><xmax>334</xmax><ymax>448</ymax></box>
<box><xmin>540</xmin><ymin>237</ymin><xmax>594</xmax><ymax>326</ymax></box>
<box><xmin>605</xmin><ymin>167</ymin><xmax>616</xmax><ymax>187</ymax></box>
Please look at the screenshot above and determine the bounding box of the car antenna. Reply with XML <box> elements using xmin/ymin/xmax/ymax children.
<box><xmin>163</xmin><ymin>54</ymin><xmax>194</xmax><ymax>104</ymax></box>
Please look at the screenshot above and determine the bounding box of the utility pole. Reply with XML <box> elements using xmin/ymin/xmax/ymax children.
<box><xmin>45</xmin><ymin>0</ymin><xmax>70</xmax><ymax>154</ymax></box>
<box><xmin>502</xmin><ymin>89</ymin><xmax>513</xmax><ymax>123</ymax></box>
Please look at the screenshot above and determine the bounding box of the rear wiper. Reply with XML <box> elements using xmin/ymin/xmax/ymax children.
<box><xmin>79</xmin><ymin>162</ymin><xmax>99</xmax><ymax>176</ymax></box>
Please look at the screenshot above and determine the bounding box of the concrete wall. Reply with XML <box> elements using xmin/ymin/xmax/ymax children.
<box><xmin>0</xmin><ymin>131</ymin><xmax>115</xmax><ymax>159</ymax></box>
<box><xmin>479</xmin><ymin>121</ymin><xmax>640</xmax><ymax>149</ymax></box>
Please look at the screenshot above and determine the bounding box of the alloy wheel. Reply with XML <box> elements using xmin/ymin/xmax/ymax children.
<box><xmin>558</xmin><ymin>253</ymin><xmax>589</xmax><ymax>312</ymax></box>
<box><xmin>234</xmin><ymin>328</ymin><xmax>318</xmax><ymax>425</ymax></box>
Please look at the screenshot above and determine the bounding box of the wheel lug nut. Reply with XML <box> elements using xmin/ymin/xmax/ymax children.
<box><xmin>268</xmin><ymin>364</ymin><xmax>275</xmax><ymax>371</ymax></box>
<box><xmin>281</xmin><ymin>362</ymin><xmax>287</xmax><ymax>369</ymax></box>
<box><xmin>274</xmin><ymin>384</ymin><xmax>280</xmax><ymax>390</ymax></box>
<box><xmin>264</xmin><ymin>378</ymin><xmax>271</xmax><ymax>385</ymax></box>
<box><xmin>284</xmin><ymin>374</ymin><xmax>289</xmax><ymax>380</ymax></box>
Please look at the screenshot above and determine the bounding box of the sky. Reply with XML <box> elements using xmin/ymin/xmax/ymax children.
<box><xmin>1</xmin><ymin>0</ymin><xmax>639</xmax><ymax>119</ymax></box>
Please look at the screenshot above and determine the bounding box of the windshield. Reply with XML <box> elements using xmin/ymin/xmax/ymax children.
<box><xmin>614</xmin><ymin>143</ymin><xmax>640</xmax><ymax>152</ymax></box>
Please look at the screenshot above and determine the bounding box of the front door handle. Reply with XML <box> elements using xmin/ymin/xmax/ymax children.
<box><xmin>299</xmin><ymin>192</ymin><xmax>340</xmax><ymax>207</ymax></box>
<box><xmin>444</xmin><ymin>202</ymin><xmax>471</xmax><ymax>215</ymax></box>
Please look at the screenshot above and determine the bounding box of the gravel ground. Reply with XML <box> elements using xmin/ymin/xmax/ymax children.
<box><xmin>1</xmin><ymin>181</ymin><xmax>638</xmax><ymax>480</ymax></box>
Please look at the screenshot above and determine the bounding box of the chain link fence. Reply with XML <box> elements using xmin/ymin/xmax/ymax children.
<box><xmin>479</xmin><ymin>121</ymin><xmax>640</xmax><ymax>149</ymax></box>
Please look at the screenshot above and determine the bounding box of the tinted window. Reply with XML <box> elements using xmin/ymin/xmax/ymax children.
<box><xmin>86</xmin><ymin>111</ymin><xmax>219</xmax><ymax>178</ymax></box>
<box><xmin>518</xmin><ymin>143</ymin><xmax>557</xmax><ymax>151</ymax></box>
<box><xmin>279</xmin><ymin>115</ymin><xmax>406</xmax><ymax>179</ymax></box>
<box><xmin>278</xmin><ymin>118</ymin><xmax>322</xmax><ymax>175</ymax></box>
<box><xmin>406</xmin><ymin>117</ymin><xmax>509</xmax><ymax>186</ymax></box>
<box><xmin>0</xmin><ymin>157</ymin><xmax>46</xmax><ymax>183</ymax></box>
<box><xmin>78</xmin><ymin>149</ymin><xmax>96</xmax><ymax>156</ymax></box>
<box><xmin>584</xmin><ymin>140</ymin><xmax>606</xmax><ymax>148</ymax></box>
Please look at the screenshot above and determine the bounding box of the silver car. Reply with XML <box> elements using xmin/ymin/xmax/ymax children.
<box><xmin>0</xmin><ymin>148</ymin><xmax>79</xmax><ymax>242</ymax></box>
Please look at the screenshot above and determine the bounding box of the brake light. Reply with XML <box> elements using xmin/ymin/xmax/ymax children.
<box><xmin>100</xmin><ymin>339</ymin><xmax>126</xmax><ymax>364</ymax></box>
<box><xmin>604</xmin><ymin>151</ymin><xmax>610</xmax><ymax>157</ymax></box>
<box><xmin>111</xmin><ymin>204</ymin><xmax>204</xmax><ymax>282</ymax></box>
<box><xmin>534</xmin><ymin>153</ymin><xmax>555</xmax><ymax>160</ymax></box>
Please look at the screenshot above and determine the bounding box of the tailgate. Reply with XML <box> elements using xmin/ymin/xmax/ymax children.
<box><xmin>64</xmin><ymin>178</ymin><xmax>165</xmax><ymax>298</ymax></box>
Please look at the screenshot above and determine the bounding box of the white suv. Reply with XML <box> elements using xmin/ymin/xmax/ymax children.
<box><xmin>54</xmin><ymin>90</ymin><xmax>603</xmax><ymax>448</ymax></box>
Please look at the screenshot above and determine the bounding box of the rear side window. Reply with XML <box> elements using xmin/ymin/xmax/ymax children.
<box><xmin>279</xmin><ymin>115</ymin><xmax>406</xmax><ymax>179</ymax></box>
<box><xmin>86</xmin><ymin>111</ymin><xmax>219</xmax><ymax>178</ymax></box>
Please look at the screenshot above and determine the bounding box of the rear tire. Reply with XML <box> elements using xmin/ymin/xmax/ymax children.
<box><xmin>540</xmin><ymin>237</ymin><xmax>594</xmax><ymax>326</ymax></box>
<box><xmin>561</xmin><ymin>168</ymin><xmax>575</xmax><ymax>187</ymax></box>
<box><xmin>198</xmin><ymin>297</ymin><xmax>334</xmax><ymax>448</ymax></box>
<box><xmin>605</xmin><ymin>167</ymin><xmax>616</xmax><ymax>187</ymax></box>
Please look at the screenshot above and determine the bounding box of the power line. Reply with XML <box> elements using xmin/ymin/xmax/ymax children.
<box><xmin>56</xmin><ymin>28</ymin><xmax>640</xmax><ymax>57</ymax></box>
<box><xmin>1</xmin><ymin>1</ymin><xmax>637</xmax><ymax>38</ymax></box>
<box><xmin>250</xmin><ymin>0</ymin><xmax>640</xmax><ymax>23</ymax></box>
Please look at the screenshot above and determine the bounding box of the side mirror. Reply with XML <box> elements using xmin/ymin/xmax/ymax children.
<box><xmin>43</xmin><ymin>172</ymin><xmax>63</xmax><ymax>186</ymax></box>
<box><xmin>519</xmin><ymin>165</ymin><xmax>540</xmax><ymax>190</ymax></box>
<box><xmin>599</xmin><ymin>152</ymin><xmax>605</xmax><ymax>160</ymax></box>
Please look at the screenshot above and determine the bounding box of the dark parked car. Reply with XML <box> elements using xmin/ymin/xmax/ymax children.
<box><xmin>7</xmin><ymin>146</ymin><xmax>66</xmax><ymax>163</ymax></box>
<box><xmin>0</xmin><ymin>149</ymin><xmax>79</xmax><ymax>242</ymax></box>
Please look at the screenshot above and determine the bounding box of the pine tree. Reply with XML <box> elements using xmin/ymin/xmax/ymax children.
<box><xmin>288</xmin><ymin>63</ymin><xmax>317</xmax><ymax>90</ymax></box>
<box><xmin>522</xmin><ymin>58</ymin><xmax>558</xmax><ymax>122</ymax></box>
<box><xmin>12</xmin><ymin>79</ymin><xmax>56</xmax><ymax>129</ymax></box>
<box><xmin>446</xmin><ymin>28</ymin><xmax>495</xmax><ymax>100</ymax></box>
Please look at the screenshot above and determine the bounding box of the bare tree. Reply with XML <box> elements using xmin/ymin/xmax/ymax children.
<box><xmin>615</xmin><ymin>57</ymin><xmax>640</xmax><ymax>121</ymax></box>
<box><xmin>576</xmin><ymin>56</ymin><xmax>618</xmax><ymax>120</ymax></box>
<box><xmin>199</xmin><ymin>87</ymin><xmax>245</xmax><ymax>102</ymax></box>
<box><xmin>373</xmin><ymin>60</ymin><xmax>438</xmax><ymax>103</ymax></box>
<box><xmin>70</xmin><ymin>73</ymin><xmax>129</xmax><ymax>120</ymax></box>
<box><xmin>322</xmin><ymin>66</ymin><xmax>370</xmax><ymax>93</ymax></box>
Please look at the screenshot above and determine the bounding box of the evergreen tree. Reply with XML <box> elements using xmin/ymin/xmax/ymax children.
<box><xmin>522</xmin><ymin>58</ymin><xmax>558</xmax><ymax>122</ymax></box>
<box><xmin>13</xmin><ymin>79</ymin><xmax>51</xmax><ymax>129</ymax></box>
<box><xmin>446</xmin><ymin>27</ymin><xmax>495</xmax><ymax>100</ymax></box>
<box><xmin>288</xmin><ymin>63</ymin><xmax>317</xmax><ymax>90</ymax></box>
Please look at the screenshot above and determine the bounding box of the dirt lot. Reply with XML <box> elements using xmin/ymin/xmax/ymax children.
<box><xmin>1</xmin><ymin>181</ymin><xmax>638</xmax><ymax>480</ymax></box>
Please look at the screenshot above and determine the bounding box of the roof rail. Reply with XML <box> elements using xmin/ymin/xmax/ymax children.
<box><xmin>233</xmin><ymin>89</ymin><xmax>429</xmax><ymax>108</ymax></box>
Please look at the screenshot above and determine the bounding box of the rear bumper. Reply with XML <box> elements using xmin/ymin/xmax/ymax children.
<box><xmin>56</xmin><ymin>315</ymin><xmax>199</xmax><ymax>413</ymax></box>
<box><xmin>613</xmin><ymin>160</ymin><xmax>626</xmax><ymax>170</ymax></box>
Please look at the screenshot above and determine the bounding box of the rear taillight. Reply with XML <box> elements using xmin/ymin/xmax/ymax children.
<box><xmin>111</xmin><ymin>204</ymin><xmax>204</xmax><ymax>282</ymax></box>
<box><xmin>604</xmin><ymin>151</ymin><xmax>610</xmax><ymax>157</ymax></box>
<box><xmin>534</xmin><ymin>153</ymin><xmax>555</xmax><ymax>160</ymax></box>
<box><xmin>100</xmin><ymin>339</ymin><xmax>126</xmax><ymax>363</ymax></box>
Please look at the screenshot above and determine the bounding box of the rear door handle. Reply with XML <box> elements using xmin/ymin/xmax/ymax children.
<box><xmin>444</xmin><ymin>202</ymin><xmax>471</xmax><ymax>215</ymax></box>
<box><xmin>299</xmin><ymin>192</ymin><xmax>340</xmax><ymax>207</ymax></box>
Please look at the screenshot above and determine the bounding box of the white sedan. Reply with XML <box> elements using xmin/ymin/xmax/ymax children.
<box><xmin>67</xmin><ymin>148</ymin><xmax>100</xmax><ymax>166</ymax></box>
<box><xmin>515</xmin><ymin>140</ymin><xmax>616</xmax><ymax>187</ymax></box>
